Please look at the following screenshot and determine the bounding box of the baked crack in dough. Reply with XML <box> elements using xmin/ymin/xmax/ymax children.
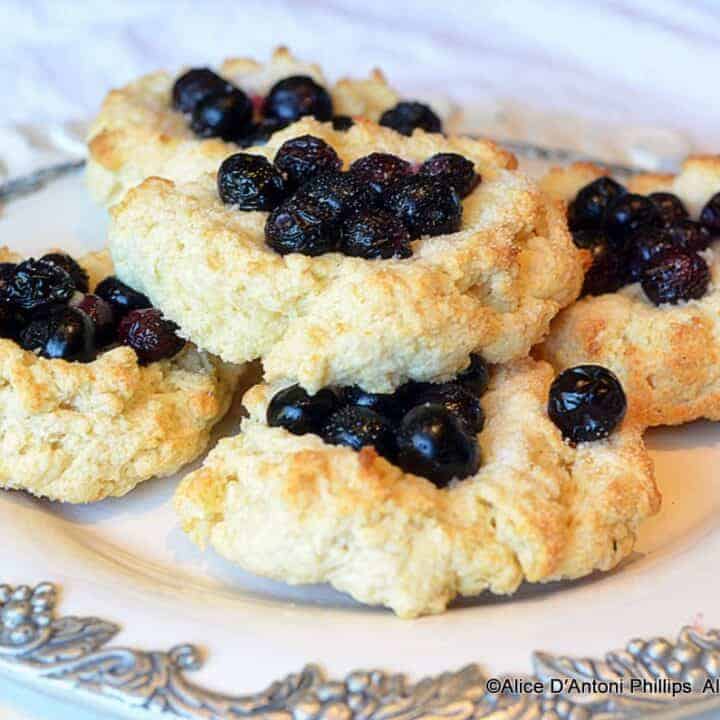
<box><xmin>87</xmin><ymin>47</ymin><xmax>400</xmax><ymax>207</ymax></box>
<box><xmin>0</xmin><ymin>248</ymin><xmax>240</xmax><ymax>503</ymax></box>
<box><xmin>174</xmin><ymin>359</ymin><xmax>659</xmax><ymax>618</ymax></box>
<box><xmin>109</xmin><ymin>117</ymin><xmax>583</xmax><ymax>393</ymax></box>
<box><xmin>539</xmin><ymin>156</ymin><xmax>720</xmax><ymax>427</ymax></box>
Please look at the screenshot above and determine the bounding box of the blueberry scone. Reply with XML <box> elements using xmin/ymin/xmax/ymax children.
<box><xmin>87</xmin><ymin>46</ymin><xmax>440</xmax><ymax>207</ymax></box>
<box><xmin>0</xmin><ymin>248</ymin><xmax>239</xmax><ymax>503</ymax></box>
<box><xmin>175</xmin><ymin>357</ymin><xmax>659</xmax><ymax>618</ymax></box>
<box><xmin>538</xmin><ymin>155</ymin><xmax>720</xmax><ymax>427</ymax></box>
<box><xmin>109</xmin><ymin>117</ymin><xmax>583</xmax><ymax>394</ymax></box>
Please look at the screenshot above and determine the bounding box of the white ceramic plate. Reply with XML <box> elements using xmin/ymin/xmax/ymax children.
<box><xmin>1</xmin><ymin>165</ymin><xmax>720</xmax><ymax>720</ymax></box>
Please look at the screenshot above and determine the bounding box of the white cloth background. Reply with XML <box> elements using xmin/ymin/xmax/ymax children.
<box><xmin>0</xmin><ymin>0</ymin><xmax>718</xmax><ymax>176</ymax></box>
<box><xmin>0</xmin><ymin>2</ymin><xmax>718</xmax><ymax>718</ymax></box>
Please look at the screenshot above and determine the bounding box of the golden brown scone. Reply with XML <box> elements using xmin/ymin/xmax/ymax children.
<box><xmin>174</xmin><ymin>359</ymin><xmax>659</xmax><ymax>618</ymax></box>
<box><xmin>109</xmin><ymin>117</ymin><xmax>583</xmax><ymax>394</ymax></box>
<box><xmin>0</xmin><ymin>247</ymin><xmax>240</xmax><ymax>503</ymax></box>
<box><xmin>538</xmin><ymin>156</ymin><xmax>720</xmax><ymax>427</ymax></box>
<box><xmin>86</xmin><ymin>47</ymin><xmax>400</xmax><ymax>207</ymax></box>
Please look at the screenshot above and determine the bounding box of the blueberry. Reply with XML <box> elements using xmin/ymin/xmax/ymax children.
<box><xmin>339</xmin><ymin>209</ymin><xmax>412</xmax><ymax>259</ymax></box>
<box><xmin>419</xmin><ymin>153</ymin><xmax>479</xmax><ymax>198</ymax></box>
<box><xmin>641</xmin><ymin>250</ymin><xmax>710</xmax><ymax>306</ymax></box>
<box><xmin>567</xmin><ymin>177</ymin><xmax>626</xmax><ymax>231</ymax></box>
<box><xmin>605</xmin><ymin>193</ymin><xmax>661</xmax><ymax>249</ymax></box>
<box><xmin>190</xmin><ymin>89</ymin><xmax>253</xmax><ymax>140</ymax></box>
<box><xmin>571</xmin><ymin>229</ymin><xmax>608</xmax><ymax>250</ymax></box>
<box><xmin>236</xmin><ymin>118</ymin><xmax>290</xmax><ymax>148</ymax></box>
<box><xmin>456</xmin><ymin>354</ymin><xmax>490</xmax><ymax>396</ymax></box>
<box><xmin>70</xmin><ymin>293</ymin><xmax>115</xmax><ymax>345</ymax></box>
<box><xmin>19</xmin><ymin>306</ymin><xmax>96</xmax><ymax>363</ymax></box>
<box><xmin>649</xmin><ymin>192</ymin><xmax>688</xmax><ymax>226</ymax></box>
<box><xmin>321</xmin><ymin>405</ymin><xmax>396</xmax><ymax>457</ymax></box>
<box><xmin>331</xmin><ymin>115</ymin><xmax>354</xmax><ymax>131</ymax></box>
<box><xmin>667</xmin><ymin>219</ymin><xmax>712</xmax><ymax>253</ymax></box>
<box><xmin>274</xmin><ymin>135</ymin><xmax>342</xmax><ymax>189</ymax></box>
<box><xmin>294</xmin><ymin>171</ymin><xmax>377</xmax><ymax>221</ymax></box>
<box><xmin>349</xmin><ymin>153</ymin><xmax>413</xmax><ymax>195</ymax></box>
<box><xmin>700</xmin><ymin>193</ymin><xmax>720</xmax><ymax>235</ymax></box>
<box><xmin>0</xmin><ymin>304</ymin><xmax>20</xmax><ymax>340</ymax></box>
<box><xmin>396</xmin><ymin>404</ymin><xmax>480</xmax><ymax>487</ymax></box>
<box><xmin>385</xmin><ymin>177</ymin><xmax>462</xmax><ymax>239</ymax></box>
<box><xmin>379</xmin><ymin>102</ymin><xmax>442</xmax><ymax>137</ymax></box>
<box><xmin>626</xmin><ymin>227</ymin><xmax>676</xmax><ymax>282</ymax></box>
<box><xmin>265</xmin><ymin>199</ymin><xmax>338</xmax><ymax>256</ymax></box>
<box><xmin>40</xmin><ymin>253</ymin><xmax>89</xmax><ymax>293</ymax></box>
<box><xmin>118</xmin><ymin>308</ymin><xmax>185</xmax><ymax>364</ymax></box>
<box><xmin>172</xmin><ymin>68</ymin><xmax>233</xmax><ymax>114</ymax></box>
<box><xmin>414</xmin><ymin>382</ymin><xmax>485</xmax><ymax>434</ymax></box>
<box><xmin>267</xmin><ymin>384</ymin><xmax>338</xmax><ymax>435</ymax></box>
<box><xmin>341</xmin><ymin>385</ymin><xmax>400</xmax><ymax>419</ymax></box>
<box><xmin>217</xmin><ymin>153</ymin><xmax>287</xmax><ymax>211</ymax></box>
<box><xmin>95</xmin><ymin>276</ymin><xmax>151</xmax><ymax>318</ymax></box>
<box><xmin>5</xmin><ymin>258</ymin><xmax>76</xmax><ymax>312</ymax></box>
<box><xmin>548</xmin><ymin>365</ymin><xmax>627</xmax><ymax>444</ymax></box>
<box><xmin>264</xmin><ymin>75</ymin><xmax>333</xmax><ymax>123</ymax></box>
<box><xmin>0</xmin><ymin>262</ymin><xmax>17</xmax><ymax>300</ymax></box>
<box><xmin>582</xmin><ymin>244</ymin><xmax>628</xmax><ymax>296</ymax></box>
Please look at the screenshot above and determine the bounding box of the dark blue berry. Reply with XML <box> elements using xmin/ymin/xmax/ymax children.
<box><xmin>641</xmin><ymin>250</ymin><xmax>710</xmax><ymax>306</ymax></box>
<box><xmin>396</xmin><ymin>404</ymin><xmax>480</xmax><ymax>487</ymax></box>
<box><xmin>331</xmin><ymin>115</ymin><xmax>354</xmax><ymax>131</ymax></box>
<box><xmin>667</xmin><ymin>220</ymin><xmax>712</xmax><ymax>253</ymax></box>
<box><xmin>385</xmin><ymin>177</ymin><xmax>462</xmax><ymax>239</ymax></box>
<box><xmin>379</xmin><ymin>102</ymin><xmax>442</xmax><ymax>136</ymax></box>
<box><xmin>456</xmin><ymin>354</ymin><xmax>490</xmax><ymax>396</ymax></box>
<box><xmin>339</xmin><ymin>209</ymin><xmax>412</xmax><ymax>259</ymax></box>
<box><xmin>70</xmin><ymin>293</ymin><xmax>115</xmax><ymax>346</ymax></box>
<box><xmin>0</xmin><ymin>304</ymin><xmax>20</xmax><ymax>340</ymax></box>
<box><xmin>217</xmin><ymin>153</ymin><xmax>287</xmax><ymax>211</ymax></box>
<box><xmin>190</xmin><ymin>89</ymin><xmax>253</xmax><ymax>140</ymax></box>
<box><xmin>626</xmin><ymin>227</ymin><xmax>675</xmax><ymax>282</ymax></box>
<box><xmin>6</xmin><ymin>258</ymin><xmax>76</xmax><ymax>312</ymax></box>
<box><xmin>265</xmin><ymin>199</ymin><xmax>338</xmax><ymax>256</ymax></box>
<box><xmin>236</xmin><ymin>118</ymin><xmax>290</xmax><ymax>148</ymax></box>
<box><xmin>294</xmin><ymin>171</ymin><xmax>377</xmax><ymax>221</ymax></box>
<box><xmin>414</xmin><ymin>382</ymin><xmax>485</xmax><ymax>434</ymax></box>
<box><xmin>0</xmin><ymin>263</ymin><xmax>17</xmax><ymax>300</ymax></box>
<box><xmin>571</xmin><ymin>229</ymin><xmax>608</xmax><ymax>249</ymax></box>
<box><xmin>548</xmin><ymin>365</ymin><xmax>626</xmax><ymax>444</ymax></box>
<box><xmin>172</xmin><ymin>68</ymin><xmax>233</xmax><ymax>114</ymax></box>
<box><xmin>40</xmin><ymin>253</ymin><xmax>89</xmax><ymax>293</ymax></box>
<box><xmin>582</xmin><ymin>244</ymin><xmax>628</xmax><ymax>296</ymax></box>
<box><xmin>264</xmin><ymin>76</ymin><xmax>333</xmax><ymax>123</ymax></box>
<box><xmin>342</xmin><ymin>385</ymin><xmax>400</xmax><ymax>419</ymax></box>
<box><xmin>567</xmin><ymin>177</ymin><xmax>626</xmax><ymax>231</ymax></box>
<box><xmin>19</xmin><ymin>306</ymin><xmax>96</xmax><ymax>363</ymax></box>
<box><xmin>274</xmin><ymin>135</ymin><xmax>341</xmax><ymax>189</ymax></box>
<box><xmin>605</xmin><ymin>193</ymin><xmax>661</xmax><ymax>249</ymax></box>
<box><xmin>321</xmin><ymin>405</ymin><xmax>396</xmax><ymax>457</ymax></box>
<box><xmin>419</xmin><ymin>153</ymin><xmax>479</xmax><ymax>197</ymax></box>
<box><xmin>95</xmin><ymin>276</ymin><xmax>151</xmax><ymax>318</ymax></box>
<box><xmin>267</xmin><ymin>384</ymin><xmax>338</xmax><ymax>435</ymax></box>
<box><xmin>349</xmin><ymin>153</ymin><xmax>412</xmax><ymax>195</ymax></box>
<box><xmin>649</xmin><ymin>192</ymin><xmax>688</xmax><ymax>226</ymax></box>
<box><xmin>700</xmin><ymin>193</ymin><xmax>720</xmax><ymax>235</ymax></box>
<box><xmin>118</xmin><ymin>308</ymin><xmax>184</xmax><ymax>364</ymax></box>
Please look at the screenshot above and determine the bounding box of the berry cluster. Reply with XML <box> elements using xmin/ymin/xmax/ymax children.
<box><xmin>569</xmin><ymin>178</ymin><xmax>719</xmax><ymax>305</ymax></box>
<box><xmin>217</xmin><ymin>137</ymin><xmax>479</xmax><ymax>258</ymax></box>
<box><xmin>0</xmin><ymin>254</ymin><xmax>184</xmax><ymax>364</ymax></box>
<box><xmin>266</xmin><ymin>354</ymin><xmax>490</xmax><ymax>487</ymax></box>
<box><xmin>172</xmin><ymin>68</ymin><xmax>442</xmax><ymax>146</ymax></box>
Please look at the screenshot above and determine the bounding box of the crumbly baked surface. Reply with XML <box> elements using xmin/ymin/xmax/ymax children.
<box><xmin>0</xmin><ymin>247</ymin><xmax>240</xmax><ymax>503</ymax></box>
<box><xmin>174</xmin><ymin>359</ymin><xmax>659</xmax><ymax>618</ymax></box>
<box><xmin>109</xmin><ymin>117</ymin><xmax>583</xmax><ymax>393</ymax></box>
<box><xmin>86</xmin><ymin>47</ymin><xmax>400</xmax><ymax>207</ymax></box>
<box><xmin>538</xmin><ymin>155</ymin><xmax>720</xmax><ymax>427</ymax></box>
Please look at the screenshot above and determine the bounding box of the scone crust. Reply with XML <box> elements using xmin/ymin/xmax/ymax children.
<box><xmin>109</xmin><ymin>117</ymin><xmax>582</xmax><ymax>393</ymax></box>
<box><xmin>538</xmin><ymin>156</ymin><xmax>720</xmax><ymax>427</ymax></box>
<box><xmin>86</xmin><ymin>47</ymin><xmax>400</xmax><ymax>207</ymax></box>
<box><xmin>0</xmin><ymin>248</ymin><xmax>239</xmax><ymax>503</ymax></box>
<box><xmin>174</xmin><ymin>359</ymin><xmax>659</xmax><ymax>618</ymax></box>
